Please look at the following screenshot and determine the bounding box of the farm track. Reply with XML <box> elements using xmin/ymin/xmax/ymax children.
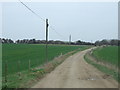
<box><xmin>32</xmin><ymin>48</ymin><xmax>118</xmax><ymax>88</ymax></box>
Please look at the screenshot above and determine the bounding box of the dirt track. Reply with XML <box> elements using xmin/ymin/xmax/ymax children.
<box><xmin>32</xmin><ymin>48</ymin><xmax>118</xmax><ymax>88</ymax></box>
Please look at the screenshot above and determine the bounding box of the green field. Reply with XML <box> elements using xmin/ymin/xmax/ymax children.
<box><xmin>92</xmin><ymin>46</ymin><xmax>118</xmax><ymax>66</ymax></box>
<box><xmin>2</xmin><ymin>44</ymin><xmax>89</xmax><ymax>75</ymax></box>
<box><xmin>84</xmin><ymin>55</ymin><xmax>119</xmax><ymax>82</ymax></box>
<box><xmin>84</xmin><ymin>46</ymin><xmax>119</xmax><ymax>82</ymax></box>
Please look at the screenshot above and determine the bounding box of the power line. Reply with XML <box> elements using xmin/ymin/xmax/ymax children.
<box><xmin>49</xmin><ymin>26</ymin><xmax>66</xmax><ymax>39</ymax></box>
<box><xmin>18</xmin><ymin>0</ymin><xmax>45</xmax><ymax>22</ymax></box>
<box><xmin>18</xmin><ymin>0</ymin><xmax>66</xmax><ymax>40</ymax></box>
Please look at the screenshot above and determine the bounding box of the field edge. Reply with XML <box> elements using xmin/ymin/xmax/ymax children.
<box><xmin>84</xmin><ymin>49</ymin><xmax>120</xmax><ymax>83</ymax></box>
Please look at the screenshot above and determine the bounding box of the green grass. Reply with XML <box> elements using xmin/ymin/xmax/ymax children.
<box><xmin>84</xmin><ymin>55</ymin><xmax>120</xmax><ymax>82</ymax></box>
<box><xmin>92</xmin><ymin>46</ymin><xmax>118</xmax><ymax>66</ymax></box>
<box><xmin>2</xmin><ymin>44</ymin><xmax>90</xmax><ymax>88</ymax></box>
<box><xmin>2</xmin><ymin>44</ymin><xmax>89</xmax><ymax>75</ymax></box>
<box><xmin>3</xmin><ymin>50</ymin><xmax>77</xmax><ymax>88</ymax></box>
<box><xmin>84</xmin><ymin>46</ymin><xmax>119</xmax><ymax>82</ymax></box>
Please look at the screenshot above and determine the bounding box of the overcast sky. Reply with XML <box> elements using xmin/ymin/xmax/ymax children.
<box><xmin>2</xmin><ymin>2</ymin><xmax>118</xmax><ymax>42</ymax></box>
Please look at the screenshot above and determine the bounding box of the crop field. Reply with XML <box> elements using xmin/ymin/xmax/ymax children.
<box><xmin>92</xmin><ymin>46</ymin><xmax>118</xmax><ymax>66</ymax></box>
<box><xmin>84</xmin><ymin>46</ymin><xmax>119</xmax><ymax>82</ymax></box>
<box><xmin>2</xmin><ymin>44</ymin><xmax>89</xmax><ymax>75</ymax></box>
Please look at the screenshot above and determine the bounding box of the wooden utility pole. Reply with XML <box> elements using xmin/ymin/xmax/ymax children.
<box><xmin>69</xmin><ymin>35</ymin><xmax>71</xmax><ymax>45</ymax></box>
<box><xmin>45</xmin><ymin>19</ymin><xmax>49</xmax><ymax>62</ymax></box>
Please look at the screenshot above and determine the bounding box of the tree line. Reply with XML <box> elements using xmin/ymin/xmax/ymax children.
<box><xmin>0</xmin><ymin>38</ymin><xmax>93</xmax><ymax>45</ymax></box>
<box><xmin>95</xmin><ymin>39</ymin><xmax>120</xmax><ymax>46</ymax></box>
<box><xmin>0</xmin><ymin>38</ymin><xmax>120</xmax><ymax>46</ymax></box>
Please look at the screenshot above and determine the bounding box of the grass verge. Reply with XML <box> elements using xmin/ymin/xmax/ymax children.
<box><xmin>84</xmin><ymin>54</ymin><xmax>120</xmax><ymax>83</ymax></box>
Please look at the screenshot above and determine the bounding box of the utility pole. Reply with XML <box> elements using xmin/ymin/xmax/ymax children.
<box><xmin>69</xmin><ymin>35</ymin><xmax>71</xmax><ymax>45</ymax></box>
<box><xmin>45</xmin><ymin>19</ymin><xmax>49</xmax><ymax>62</ymax></box>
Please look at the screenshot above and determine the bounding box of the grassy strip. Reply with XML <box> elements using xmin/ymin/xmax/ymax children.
<box><xmin>84</xmin><ymin>54</ymin><xmax>120</xmax><ymax>83</ymax></box>
<box><xmin>2</xmin><ymin>47</ymin><xmax>87</xmax><ymax>88</ymax></box>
